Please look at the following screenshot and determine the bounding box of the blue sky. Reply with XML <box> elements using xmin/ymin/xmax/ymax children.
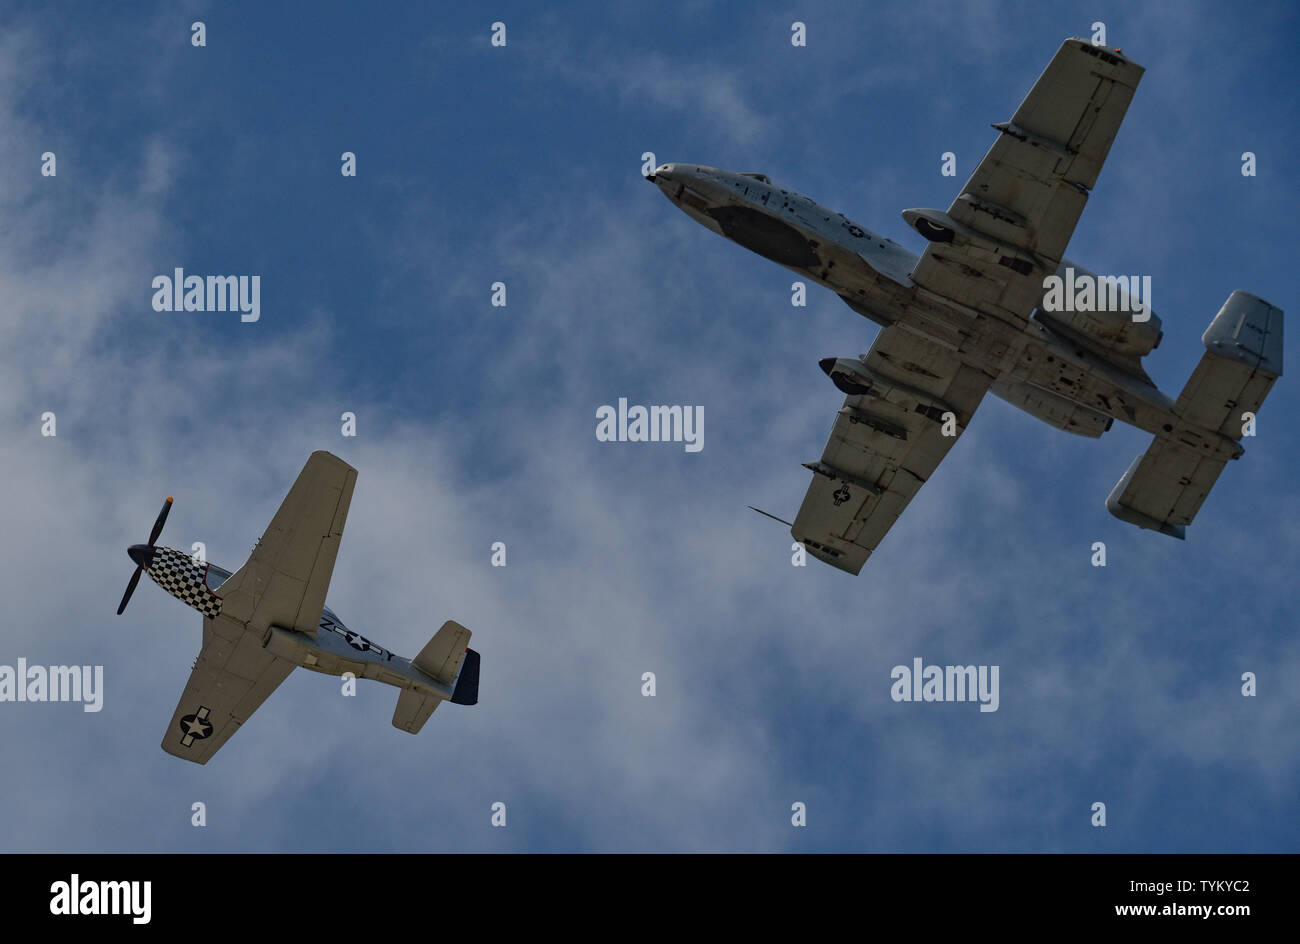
<box><xmin>0</xmin><ymin>0</ymin><xmax>1296</xmax><ymax>852</ymax></box>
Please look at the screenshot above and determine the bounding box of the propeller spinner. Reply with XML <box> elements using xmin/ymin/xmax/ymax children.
<box><xmin>116</xmin><ymin>496</ymin><xmax>172</xmax><ymax>615</ymax></box>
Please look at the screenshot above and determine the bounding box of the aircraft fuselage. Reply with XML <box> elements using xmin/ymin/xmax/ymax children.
<box><xmin>647</xmin><ymin>163</ymin><xmax>1242</xmax><ymax>464</ymax></box>
<box><xmin>126</xmin><ymin>544</ymin><xmax>458</xmax><ymax>701</ymax></box>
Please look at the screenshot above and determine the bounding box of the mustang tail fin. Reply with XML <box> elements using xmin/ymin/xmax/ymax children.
<box><xmin>391</xmin><ymin>621</ymin><xmax>479</xmax><ymax>733</ymax></box>
<box><xmin>1106</xmin><ymin>291</ymin><xmax>1282</xmax><ymax>538</ymax></box>
<box><xmin>449</xmin><ymin>648</ymin><xmax>480</xmax><ymax>706</ymax></box>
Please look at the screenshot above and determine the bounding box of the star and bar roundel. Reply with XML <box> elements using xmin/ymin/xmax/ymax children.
<box><xmin>178</xmin><ymin>706</ymin><xmax>213</xmax><ymax>747</ymax></box>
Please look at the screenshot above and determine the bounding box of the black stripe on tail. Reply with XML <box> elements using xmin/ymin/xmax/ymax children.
<box><xmin>450</xmin><ymin>648</ymin><xmax>480</xmax><ymax>706</ymax></box>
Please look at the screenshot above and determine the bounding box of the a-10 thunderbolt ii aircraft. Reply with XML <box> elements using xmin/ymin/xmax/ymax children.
<box><xmin>648</xmin><ymin>38</ymin><xmax>1282</xmax><ymax>574</ymax></box>
<box><xmin>115</xmin><ymin>451</ymin><xmax>479</xmax><ymax>763</ymax></box>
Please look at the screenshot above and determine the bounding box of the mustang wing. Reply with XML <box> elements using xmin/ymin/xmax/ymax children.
<box><xmin>792</xmin><ymin>326</ymin><xmax>994</xmax><ymax>574</ymax></box>
<box><xmin>161</xmin><ymin>450</ymin><xmax>357</xmax><ymax>763</ymax></box>
<box><xmin>910</xmin><ymin>38</ymin><xmax>1144</xmax><ymax>325</ymax></box>
<box><xmin>161</xmin><ymin>613</ymin><xmax>295</xmax><ymax>764</ymax></box>
<box><xmin>216</xmin><ymin>451</ymin><xmax>357</xmax><ymax>635</ymax></box>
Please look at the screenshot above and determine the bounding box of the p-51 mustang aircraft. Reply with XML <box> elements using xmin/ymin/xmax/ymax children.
<box><xmin>648</xmin><ymin>37</ymin><xmax>1282</xmax><ymax>574</ymax></box>
<box><xmin>116</xmin><ymin>451</ymin><xmax>479</xmax><ymax>763</ymax></box>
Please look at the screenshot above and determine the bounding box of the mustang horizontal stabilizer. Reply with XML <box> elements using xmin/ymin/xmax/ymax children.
<box><xmin>412</xmin><ymin>620</ymin><xmax>472</xmax><ymax>683</ymax></box>
<box><xmin>393</xmin><ymin>688</ymin><xmax>440</xmax><ymax>734</ymax></box>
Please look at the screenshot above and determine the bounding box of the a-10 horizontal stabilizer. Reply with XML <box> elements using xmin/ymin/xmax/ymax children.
<box><xmin>1106</xmin><ymin>444</ymin><xmax>1213</xmax><ymax>539</ymax></box>
<box><xmin>1107</xmin><ymin>292</ymin><xmax>1282</xmax><ymax>538</ymax></box>
<box><xmin>1176</xmin><ymin>291</ymin><xmax>1283</xmax><ymax>438</ymax></box>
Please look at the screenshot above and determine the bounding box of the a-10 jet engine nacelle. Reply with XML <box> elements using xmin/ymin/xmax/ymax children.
<box><xmin>819</xmin><ymin>357</ymin><xmax>959</xmax><ymax>426</ymax></box>
<box><xmin>902</xmin><ymin>207</ymin><xmax>1163</xmax><ymax>360</ymax></box>
<box><xmin>1033</xmin><ymin>258</ymin><xmax>1163</xmax><ymax>360</ymax></box>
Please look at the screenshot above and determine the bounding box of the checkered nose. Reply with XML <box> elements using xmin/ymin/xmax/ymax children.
<box><xmin>143</xmin><ymin>546</ymin><xmax>224</xmax><ymax>619</ymax></box>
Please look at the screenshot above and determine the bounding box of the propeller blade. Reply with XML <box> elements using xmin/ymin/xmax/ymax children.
<box><xmin>116</xmin><ymin>565</ymin><xmax>143</xmax><ymax>615</ymax></box>
<box><xmin>148</xmin><ymin>496</ymin><xmax>173</xmax><ymax>546</ymax></box>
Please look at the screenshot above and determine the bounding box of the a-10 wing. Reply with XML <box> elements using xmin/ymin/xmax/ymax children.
<box><xmin>792</xmin><ymin>326</ymin><xmax>994</xmax><ymax>574</ymax></box>
<box><xmin>795</xmin><ymin>40</ymin><xmax>1146</xmax><ymax>571</ymax></box>
<box><xmin>909</xmin><ymin>38</ymin><xmax>1144</xmax><ymax>325</ymax></box>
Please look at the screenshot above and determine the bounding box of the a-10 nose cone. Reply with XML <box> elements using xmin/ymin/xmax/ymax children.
<box><xmin>128</xmin><ymin>544</ymin><xmax>155</xmax><ymax>568</ymax></box>
<box><xmin>646</xmin><ymin>162</ymin><xmax>676</xmax><ymax>183</ymax></box>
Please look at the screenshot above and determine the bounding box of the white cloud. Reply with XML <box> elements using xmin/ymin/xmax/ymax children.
<box><xmin>0</xmin><ymin>5</ymin><xmax>1295</xmax><ymax>853</ymax></box>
